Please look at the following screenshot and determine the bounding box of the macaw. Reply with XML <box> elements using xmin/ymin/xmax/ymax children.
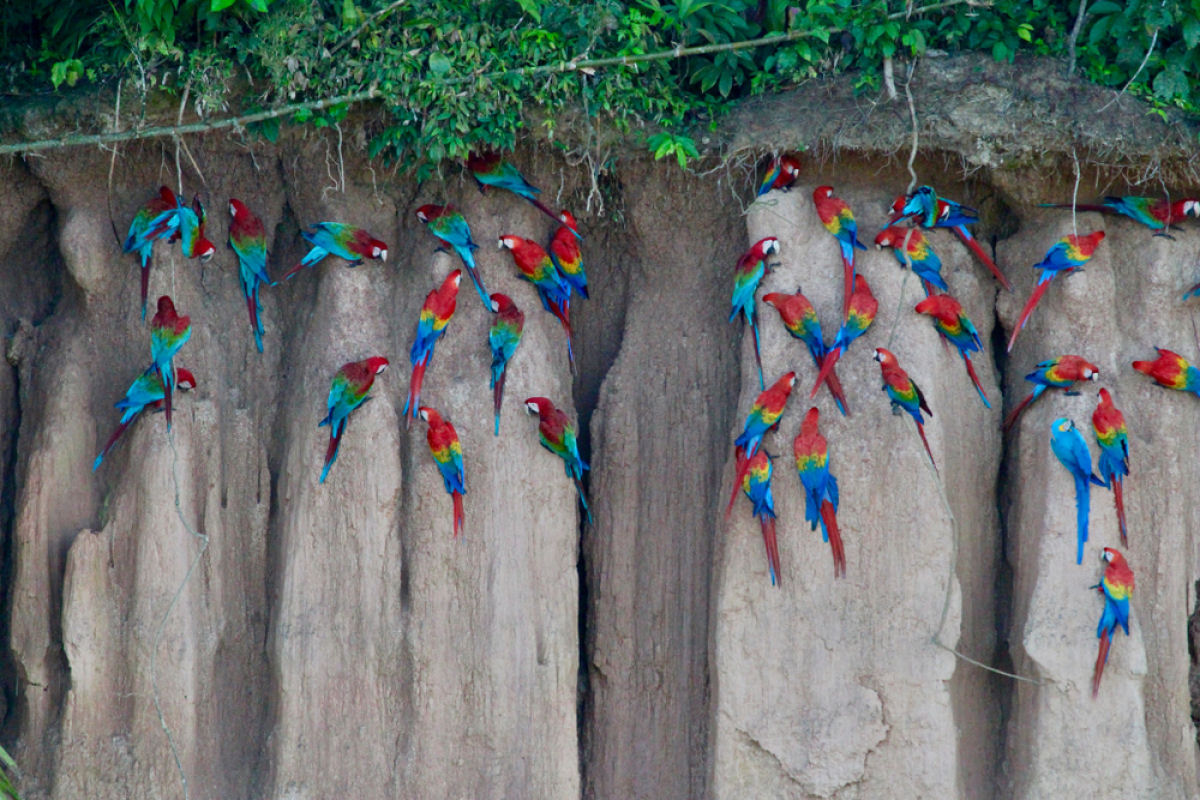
<box><xmin>523</xmin><ymin>396</ymin><xmax>592</xmax><ymax>523</ymax></box>
<box><xmin>1091</xmin><ymin>546</ymin><xmax>1134</xmax><ymax>698</ymax></box>
<box><xmin>794</xmin><ymin>407</ymin><xmax>845</xmax><ymax>578</ymax></box>
<box><xmin>1131</xmin><ymin>347</ymin><xmax>1200</xmax><ymax>396</ymax></box>
<box><xmin>810</xmin><ymin>274</ymin><xmax>877</xmax><ymax>399</ymax></box>
<box><xmin>762</xmin><ymin>289</ymin><xmax>849</xmax><ymax>415</ymax></box>
<box><xmin>812</xmin><ymin>185</ymin><xmax>867</xmax><ymax>315</ymax></box>
<box><xmin>419</xmin><ymin>406</ymin><xmax>466</xmax><ymax>538</ymax></box>
<box><xmin>318</xmin><ymin>356</ymin><xmax>389</xmax><ymax>483</ymax></box>
<box><xmin>149</xmin><ymin>295</ymin><xmax>191</xmax><ymax>432</ymax></box>
<box><xmin>729</xmin><ymin>237</ymin><xmax>781</xmax><ymax>390</ymax></box>
<box><xmin>725</xmin><ymin>371</ymin><xmax>797</xmax><ymax>518</ymax></box>
<box><xmin>467</xmin><ymin>151</ymin><xmax>569</xmax><ymax>230</ymax></box>
<box><xmin>123</xmin><ymin>186</ymin><xmax>181</xmax><ymax>320</ymax></box>
<box><xmin>498</xmin><ymin>234</ymin><xmax>576</xmax><ymax>373</ymax></box>
<box><xmin>228</xmin><ymin>198</ymin><xmax>271</xmax><ymax>352</ymax></box>
<box><xmin>874</xmin><ymin>347</ymin><xmax>937</xmax><ymax>473</ymax></box>
<box><xmin>175</xmin><ymin>194</ymin><xmax>216</xmax><ymax>262</ymax></box>
<box><xmin>888</xmin><ymin>189</ymin><xmax>1011</xmax><ymax>290</ymax></box>
<box><xmin>1050</xmin><ymin>417</ymin><xmax>1105</xmax><ymax>564</ymax></box>
<box><xmin>93</xmin><ymin>366</ymin><xmax>197</xmax><ymax>470</ymax></box>
<box><xmin>914</xmin><ymin>294</ymin><xmax>990</xmax><ymax>408</ymax></box>
<box><xmin>874</xmin><ymin>226</ymin><xmax>947</xmax><ymax>295</ymax></box>
<box><xmin>278</xmin><ymin>222</ymin><xmax>388</xmax><ymax>282</ymax></box>
<box><xmin>756</xmin><ymin>153</ymin><xmax>802</xmax><ymax>197</ymax></box>
<box><xmin>415</xmin><ymin>204</ymin><xmax>489</xmax><ymax>308</ymax></box>
<box><xmin>1092</xmin><ymin>388</ymin><xmax>1130</xmax><ymax>546</ymax></box>
<box><xmin>1039</xmin><ymin>196</ymin><xmax>1199</xmax><ymax>235</ymax></box>
<box><xmin>488</xmin><ymin>293</ymin><xmax>525</xmax><ymax>435</ymax></box>
<box><xmin>403</xmin><ymin>270</ymin><xmax>461</xmax><ymax>428</ymax></box>
<box><xmin>740</xmin><ymin>448</ymin><xmax>781</xmax><ymax>586</ymax></box>
<box><xmin>1003</xmin><ymin>354</ymin><xmax>1100</xmax><ymax>431</ymax></box>
<box><xmin>549</xmin><ymin>210</ymin><xmax>588</xmax><ymax>299</ymax></box>
<box><xmin>1006</xmin><ymin>230</ymin><xmax>1106</xmax><ymax>353</ymax></box>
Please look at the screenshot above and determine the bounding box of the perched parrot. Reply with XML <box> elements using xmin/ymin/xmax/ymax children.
<box><xmin>874</xmin><ymin>347</ymin><xmax>937</xmax><ymax>473</ymax></box>
<box><xmin>318</xmin><ymin>356</ymin><xmax>389</xmax><ymax>483</ymax></box>
<box><xmin>488</xmin><ymin>293</ymin><xmax>525</xmax><ymax>435</ymax></box>
<box><xmin>419</xmin><ymin>406</ymin><xmax>466</xmax><ymax>539</ymax></box>
<box><xmin>1039</xmin><ymin>196</ymin><xmax>1199</xmax><ymax>235</ymax></box>
<box><xmin>888</xmin><ymin>188</ymin><xmax>1011</xmax><ymax>290</ymax></box>
<box><xmin>149</xmin><ymin>295</ymin><xmax>191</xmax><ymax>432</ymax></box>
<box><xmin>794</xmin><ymin>407</ymin><xmax>845</xmax><ymax>578</ymax></box>
<box><xmin>1091</xmin><ymin>547</ymin><xmax>1134</xmax><ymax>698</ymax></box>
<box><xmin>467</xmin><ymin>151</ymin><xmax>569</xmax><ymax>230</ymax></box>
<box><xmin>549</xmin><ymin>210</ymin><xmax>588</xmax><ymax>299</ymax></box>
<box><xmin>729</xmin><ymin>236</ymin><xmax>781</xmax><ymax>390</ymax></box>
<box><xmin>228</xmin><ymin>198</ymin><xmax>271</xmax><ymax>352</ymax></box>
<box><xmin>403</xmin><ymin>270</ymin><xmax>461</xmax><ymax>428</ymax></box>
<box><xmin>762</xmin><ymin>289</ymin><xmax>849</xmax><ymax>415</ymax></box>
<box><xmin>415</xmin><ymin>204</ymin><xmax>489</xmax><ymax>308</ymax></box>
<box><xmin>812</xmin><ymin>185</ymin><xmax>867</xmax><ymax>315</ymax></box>
<box><xmin>498</xmin><ymin>234</ymin><xmax>575</xmax><ymax>373</ymax></box>
<box><xmin>874</xmin><ymin>226</ymin><xmax>947</xmax><ymax>295</ymax></box>
<box><xmin>278</xmin><ymin>222</ymin><xmax>388</xmax><ymax>282</ymax></box>
<box><xmin>1006</xmin><ymin>231</ymin><xmax>1106</xmax><ymax>353</ymax></box>
<box><xmin>523</xmin><ymin>396</ymin><xmax>592</xmax><ymax>522</ymax></box>
<box><xmin>1092</xmin><ymin>388</ymin><xmax>1130</xmax><ymax>546</ymax></box>
<box><xmin>739</xmin><ymin>448</ymin><xmax>781</xmax><ymax>586</ymax></box>
<box><xmin>725</xmin><ymin>371</ymin><xmax>797</xmax><ymax>518</ymax></box>
<box><xmin>1131</xmin><ymin>347</ymin><xmax>1200</xmax><ymax>396</ymax></box>
<box><xmin>756</xmin><ymin>153</ymin><xmax>802</xmax><ymax>197</ymax></box>
<box><xmin>810</xmin><ymin>274</ymin><xmax>877</xmax><ymax>400</ymax></box>
<box><xmin>93</xmin><ymin>366</ymin><xmax>197</xmax><ymax>470</ymax></box>
<box><xmin>1003</xmin><ymin>355</ymin><xmax>1100</xmax><ymax>431</ymax></box>
<box><xmin>123</xmin><ymin>186</ymin><xmax>181</xmax><ymax>320</ymax></box>
<box><xmin>175</xmin><ymin>194</ymin><xmax>216</xmax><ymax>262</ymax></box>
<box><xmin>914</xmin><ymin>294</ymin><xmax>990</xmax><ymax>408</ymax></box>
<box><xmin>1050</xmin><ymin>417</ymin><xmax>1105</xmax><ymax>565</ymax></box>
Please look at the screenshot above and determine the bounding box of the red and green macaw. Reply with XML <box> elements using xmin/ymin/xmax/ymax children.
<box><xmin>739</xmin><ymin>448</ymin><xmax>781</xmax><ymax>586</ymax></box>
<box><xmin>730</xmin><ymin>237</ymin><xmax>781</xmax><ymax>390</ymax></box>
<box><xmin>1131</xmin><ymin>347</ymin><xmax>1200</xmax><ymax>396</ymax></box>
<box><xmin>874</xmin><ymin>226</ymin><xmax>947</xmax><ymax>295</ymax></box>
<box><xmin>175</xmin><ymin>194</ymin><xmax>216</xmax><ymax>262</ymax></box>
<box><xmin>498</xmin><ymin>234</ymin><xmax>575</xmax><ymax>373</ymax></box>
<box><xmin>756</xmin><ymin>153</ymin><xmax>801</xmax><ymax>197</ymax></box>
<box><xmin>278</xmin><ymin>222</ymin><xmax>388</xmax><ymax>282</ymax></box>
<box><xmin>1091</xmin><ymin>547</ymin><xmax>1134</xmax><ymax>698</ymax></box>
<box><xmin>762</xmin><ymin>289</ymin><xmax>849</xmax><ymax>415</ymax></box>
<box><xmin>874</xmin><ymin>347</ymin><xmax>937</xmax><ymax>473</ymax></box>
<box><xmin>1006</xmin><ymin>231</ymin><xmax>1106</xmax><ymax>353</ymax></box>
<box><xmin>415</xmin><ymin>204</ymin><xmax>489</xmax><ymax>308</ymax></box>
<box><xmin>812</xmin><ymin>185</ymin><xmax>867</xmax><ymax>315</ymax></box>
<box><xmin>1092</xmin><ymin>388</ymin><xmax>1130</xmax><ymax>546</ymax></box>
<box><xmin>888</xmin><ymin>188</ymin><xmax>1011</xmax><ymax>290</ymax></box>
<box><xmin>123</xmin><ymin>186</ymin><xmax>181</xmax><ymax>320</ymax></box>
<box><xmin>488</xmin><ymin>292</ymin><xmax>525</xmax><ymax>436</ymax></box>
<box><xmin>319</xmin><ymin>356</ymin><xmax>389</xmax><ymax>483</ymax></box>
<box><xmin>549</xmin><ymin>210</ymin><xmax>588</xmax><ymax>299</ymax></box>
<box><xmin>149</xmin><ymin>295</ymin><xmax>191</xmax><ymax>432</ymax></box>
<box><xmin>419</xmin><ymin>406</ymin><xmax>466</xmax><ymax>539</ymax></box>
<box><xmin>93</xmin><ymin>365</ymin><xmax>197</xmax><ymax>470</ymax></box>
<box><xmin>914</xmin><ymin>294</ymin><xmax>990</xmax><ymax>408</ymax></box>
<box><xmin>403</xmin><ymin>270</ymin><xmax>461</xmax><ymax>429</ymax></box>
<box><xmin>810</xmin><ymin>274</ymin><xmax>877</xmax><ymax>400</ymax></box>
<box><xmin>725</xmin><ymin>371</ymin><xmax>797</xmax><ymax>518</ymax></box>
<box><xmin>794</xmin><ymin>407</ymin><xmax>845</xmax><ymax>578</ymax></box>
<box><xmin>228</xmin><ymin>198</ymin><xmax>271</xmax><ymax>353</ymax></box>
<box><xmin>524</xmin><ymin>396</ymin><xmax>592</xmax><ymax>523</ymax></box>
<box><xmin>1003</xmin><ymin>354</ymin><xmax>1099</xmax><ymax>431</ymax></box>
<box><xmin>467</xmin><ymin>151</ymin><xmax>568</xmax><ymax>229</ymax></box>
<box><xmin>1040</xmin><ymin>195</ymin><xmax>1199</xmax><ymax>236</ymax></box>
<box><xmin>1050</xmin><ymin>416</ymin><xmax>1105</xmax><ymax>564</ymax></box>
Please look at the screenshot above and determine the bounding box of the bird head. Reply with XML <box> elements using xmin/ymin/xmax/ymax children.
<box><xmin>1098</xmin><ymin>387</ymin><xmax>1112</xmax><ymax>402</ymax></box>
<box><xmin>761</xmin><ymin>293</ymin><xmax>782</xmax><ymax>309</ymax></box>
<box><xmin>196</xmin><ymin>238</ymin><xmax>216</xmax><ymax>262</ymax></box>
<box><xmin>156</xmin><ymin>295</ymin><xmax>176</xmax><ymax>315</ymax></box>
<box><xmin>490</xmin><ymin>293</ymin><xmax>514</xmax><ymax>313</ymax></box>
<box><xmin>874</xmin><ymin>227</ymin><xmax>898</xmax><ymax>249</ymax></box>
<box><xmin>443</xmin><ymin>269</ymin><xmax>463</xmax><ymax>291</ymax></box>
<box><xmin>813</xmin><ymin>185</ymin><xmax>834</xmax><ymax>201</ymax></box>
<box><xmin>757</xmin><ymin>237</ymin><xmax>780</xmax><ymax>257</ymax></box>
<box><xmin>802</xmin><ymin>406</ymin><xmax>820</xmax><ymax>430</ymax></box>
<box><xmin>1184</xmin><ymin>199</ymin><xmax>1200</xmax><ymax>218</ymax></box>
<box><xmin>370</xmin><ymin>240</ymin><xmax>388</xmax><ymax>261</ymax></box>
<box><xmin>176</xmin><ymin>368</ymin><xmax>197</xmax><ymax>391</ymax></box>
<box><xmin>873</xmin><ymin>347</ymin><xmax>897</xmax><ymax>367</ymax></box>
<box><xmin>524</xmin><ymin>396</ymin><xmax>552</xmax><ymax>417</ymax></box>
<box><xmin>367</xmin><ymin>356</ymin><xmax>390</xmax><ymax>375</ymax></box>
<box><xmin>558</xmin><ymin>209</ymin><xmax>580</xmax><ymax>235</ymax></box>
<box><xmin>498</xmin><ymin>235</ymin><xmax>519</xmax><ymax>251</ymax></box>
<box><xmin>417</xmin><ymin>406</ymin><xmax>442</xmax><ymax>425</ymax></box>
<box><xmin>229</xmin><ymin>198</ymin><xmax>248</xmax><ymax>219</ymax></box>
<box><xmin>781</xmin><ymin>156</ymin><xmax>800</xmax><ymax>177</ymax></box>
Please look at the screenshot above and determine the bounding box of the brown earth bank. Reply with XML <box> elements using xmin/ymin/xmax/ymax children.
<box><xmin>0</xmin><ymin>54</ymin><xmax>1198</xmax><ymax>799</ymax></box>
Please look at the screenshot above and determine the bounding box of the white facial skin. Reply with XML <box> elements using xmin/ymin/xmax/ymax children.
<box><xmin>1186</xmin><ymin>200</ymin><xmax>1200</xmax><ymax>217</ymax></box>
<box><xmin>229</xmin><ymin>203</ymin><xmax>237</xmax><ymax>217</ymax></box>
<box><xmin>525</xmin><ymin>401</ymin><xmax>539</xmax><ymax>414</ymax></box>
<box><xmin>452</xmin><ymin>274</ymin><xmax>462</xmax><ymax>288</ymax></box>
<box><xmin>375</xmin><ymin>363</ymin><xmax>388</xmax><ymax>375</ymax></box>
<box><xmin>419</xmin><ymin>408</ymin><xmax>429</xmax><ymax>422</ymax></box>
<box><xmin>498</xmin><ymin>237</ymin><xmax>514</xmax><ymax>250</ymax></box>
<box><xmin>490</xmin><ymin>299</ymin><xmax>500</xmax><ymax>312</ymax></box>
<box><xmin>1102</xmin><ymin>549</ymin><xmax>1113</xmax><ymax>563</ymax></box>
<box><xmin>373</xmin><ymin>246</ymin><xmax>387</xmax><ymax>260</ymax></box>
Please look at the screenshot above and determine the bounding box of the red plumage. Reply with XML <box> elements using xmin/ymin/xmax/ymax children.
<box><xmin>759</xmin><ymin>516</ymin><xmax>781</xmax><ymax>588</ymax></box>
<box><xmin>821</xmin><ymin>499</ymin><xmax>845</xmax><ymax>579</ymax></box>
<box><xmin>954</xmin><ymin>228</ymin><xmax>1010</xmax><ymax>290</ymax></box>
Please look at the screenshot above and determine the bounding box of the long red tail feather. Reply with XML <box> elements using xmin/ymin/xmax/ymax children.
<box><xmin>821</xmin><ymin>500</ymin><xmax>845</xmax><ymax>579</ymax></box>
<box><xmin>810</xmin><ymin>347</ymin><xmax>843</xmax><ymax>399</ymax></box>
<box><xmin>725</xmin><ymin>446</ymin><xmax>748</xmax><ymax>520</ymax></box>
<box><xmin>453</xmin><ymin>491</ymin><xmax>464</xmax><ymax>539</ymax></box>
<box><xmin>1007</xmin><ymin>279</ymin><xmax>1052</xmax><ymax>353</ymax></box>
<box><xmin>954</xmin><ymin>226</ymin><xmax>1011</xmax><ymax>290</ymax></box>
<box><xmin>915</xmin><ymin>421</ymin><xmax>938</xmax><ymax>475</ymax></box>
<box><xmin>1093</xmin><ymin>629</ymin><xmax>1112</xmax><ymax>698</ymax></box>
<box><xmin>527</xmin><ymin>196</ymin><xmax>565</xmax><ymax>227</ymax></box>
<box><xmin>96</xmin><ymin>420</ymin><xmax>133</xmax><ymax>467</ymax></box>
<box><xmin>824</xmin><ymin>363</ymin><xmax>851</xmax><ymax>416</ymax></box>
<box><xmin>1002</xmin><ymin>392</ymin><xmax>1036</xmax><ymax>432</ymax></box>
<box><xmin>960</xmin><ymin>353</ymin><xmax>991</xmax><ymax>408</ymax></box>
<box><xmin>1114</xmin><ymin>479</ymin><xmax>1127</xmax><ymax>547</ymax></box>
<box><xmin>406</xmin><ymin>360</ymin><xmax>427</xmax><ymax>430</ymax></box>
<box><xmin>140</xmin><ymin>265</ymin><xmax>151</xmax><ymax>320</ymax></box>
<box><xmin>841</xmin><ymin>255</ymin><xmax>853</xmax><ymax>317</ymax></box>
<box><xmin>493</xmin><ymin>369</ymin><xmax>506</xmax><ymax>436</ymax></box>
<box><xmin>761</xmin><ymin>516</ymin><xmax>780</xmax><ymax>587</ymax></box>
<box><xmin>278</xmin><ymin>260</ymin><xmax>308</xmax><ymax>282</ymax></box>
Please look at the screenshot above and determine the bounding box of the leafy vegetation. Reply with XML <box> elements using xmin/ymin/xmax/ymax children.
<box><xmin>1</xmin><ymin>0</ymin><xmax>1199</xmax><ymax>172</ymax></box>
